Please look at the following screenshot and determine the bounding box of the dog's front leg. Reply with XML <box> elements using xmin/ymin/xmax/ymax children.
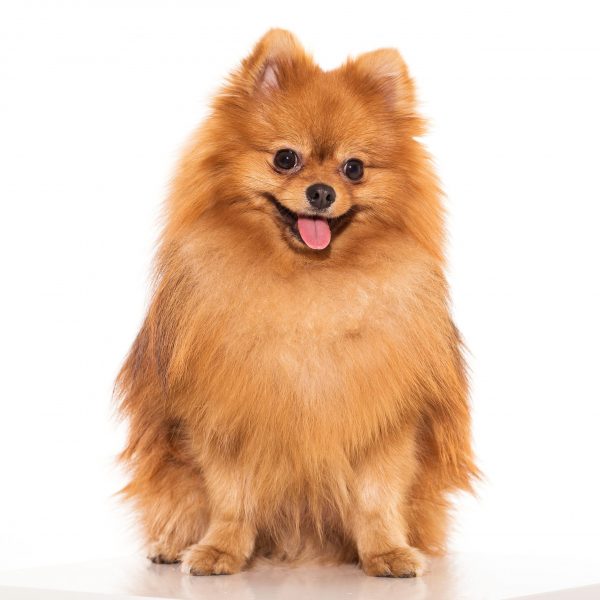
<box><xmin>352</xmin><ymin>430</ymin><xmax>426</xmax><ymax>577</ymax></box>
<box><xmin>181</xmin><ymin>460</ymin><xmax>255</xmax><ymax>575</ymax></box>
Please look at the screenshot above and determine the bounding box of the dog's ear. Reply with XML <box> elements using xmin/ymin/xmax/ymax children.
<box><xmin>237</xmin><ymin>29</ymin><xmax>310</xmax><ymax>95</ymax></box>
<box><xmin>351</xmin><ymin>49</ymin><xmax>416</xmax><ymax>113</ymax></box>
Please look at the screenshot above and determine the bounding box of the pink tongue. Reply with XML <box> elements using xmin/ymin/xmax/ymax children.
<box><xmin>297</xmin><ymin>217</ymin><xmax>331</xmax><ymax>250</ymax></box>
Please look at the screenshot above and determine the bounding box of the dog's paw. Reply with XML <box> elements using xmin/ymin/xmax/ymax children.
<box><xmin>147</xmin><ymin>541</ymin><xmax>182</xmax><ymax>565</ymax></box>
<box><xmin>361</xmin><ymin>545</ymin><xmax>426</xmax><ymax>578</ymax></box>
<box><xmin>181</xmin><ymin>544</ymin><xmax>245</xmax><ymax>575</ymax></box>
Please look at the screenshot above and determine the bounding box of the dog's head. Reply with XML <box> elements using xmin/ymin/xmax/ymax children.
<box><xmin>173</xmin><ymin>30</ymin><xmax>443</xmax><ymax>261</ymax></box>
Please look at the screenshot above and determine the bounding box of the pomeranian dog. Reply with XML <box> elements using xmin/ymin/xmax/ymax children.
<box><xmin>116</xmin><ymin>29</ymin><xmax>478</xmax><ymax>578</ymax></box>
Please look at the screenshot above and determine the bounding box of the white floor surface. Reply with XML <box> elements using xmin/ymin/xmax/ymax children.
<box><xmin>0</xmin><ymin>553</ymin><xmax>599</xmax><ymax>599</ymax></box>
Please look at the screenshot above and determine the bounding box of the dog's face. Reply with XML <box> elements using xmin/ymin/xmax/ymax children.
<box><xmin>196</xmin><ymin>30</ymin><xmax>439</xmax><ymax>259</ymax></box>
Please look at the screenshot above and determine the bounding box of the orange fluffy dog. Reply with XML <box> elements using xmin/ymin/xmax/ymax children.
<box><xmin>116</xmin><ymin>29</ymin><xmax>478</xmax><ymax>578</ymax></box>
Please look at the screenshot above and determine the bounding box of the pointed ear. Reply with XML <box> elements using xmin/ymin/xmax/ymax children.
<box><xmin>351</xmin><ymin>49</ymin><xmax>416</xmax><ymax>113</ymax></box>
<box><xmin>237</xmin><ymin>29</ymin><xmax>308</xmax><ymax>95</ymax></box>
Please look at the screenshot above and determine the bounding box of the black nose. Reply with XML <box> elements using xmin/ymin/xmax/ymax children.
<box><xmin>306</xmin><ymin>183</ymin><xmax>336</xmax><ymax>210</ymax></box>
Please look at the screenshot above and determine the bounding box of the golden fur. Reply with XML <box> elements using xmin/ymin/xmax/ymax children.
<box><xmin>115</xmin><ymin>29</ymin><xmax>478</xmax><ymax>577</ymax></box>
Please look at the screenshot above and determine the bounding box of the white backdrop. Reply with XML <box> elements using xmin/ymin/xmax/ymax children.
<box><xmin>1</xmin><ymin>0</ymin><xmax>599</xmax><ymax>570</ymax></box>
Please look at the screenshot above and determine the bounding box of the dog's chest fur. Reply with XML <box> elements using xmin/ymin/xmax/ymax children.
<box><xmin>179</xmin><ymin>240</ymin><xmax>437</xmax><ymax>454</ymax></box>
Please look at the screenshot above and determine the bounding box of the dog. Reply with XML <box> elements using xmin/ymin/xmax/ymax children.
<box><xmin>115</xmin><ymin>29</ymin><xmax>478</xmax><ymax>578</ymax></box>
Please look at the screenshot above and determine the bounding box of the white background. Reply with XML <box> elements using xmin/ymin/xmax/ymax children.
<box><xmin>1</xmin><ymin>0</ymin><xmax>599</xmax><ymax>571</ymax></box>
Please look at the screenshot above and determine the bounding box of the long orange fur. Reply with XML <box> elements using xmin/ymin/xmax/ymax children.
<box><xmin>115</xmin><ymin>29</ymin><xmax>478</xmax><ymax>577</ymax></box>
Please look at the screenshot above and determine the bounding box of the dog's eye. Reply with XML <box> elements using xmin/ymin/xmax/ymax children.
<box><xmin>342</xmin><ymin>158</ymin><xmax>364</xmax><ymax>181</ymax></box>
<box><xmin>274</xmin><ymin>149</ymin><xmax>299</xmax><ymax>171</ymax></box>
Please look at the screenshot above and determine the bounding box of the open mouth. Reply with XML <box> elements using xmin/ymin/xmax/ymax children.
<box><xmin>263</xmin><ymin>193</ymin><xmax>356</xmax><ymax>251</ymax></box>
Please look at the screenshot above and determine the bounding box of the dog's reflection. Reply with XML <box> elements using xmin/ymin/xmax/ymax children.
<box><xmin>123</xmin><ymin>556</ymin><xmax>458</xmax><ymax>600</ymax></box>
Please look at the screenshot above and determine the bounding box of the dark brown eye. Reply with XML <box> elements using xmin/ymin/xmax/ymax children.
<box><xmin>343</xmin><ymin>158</ymin><xmax>364</xmax><ymax>181</ymax></box>
<box><xmin>274</xmin><ymin>149</ymin><xmax>298</xmax><ymax>171</ymax></box>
